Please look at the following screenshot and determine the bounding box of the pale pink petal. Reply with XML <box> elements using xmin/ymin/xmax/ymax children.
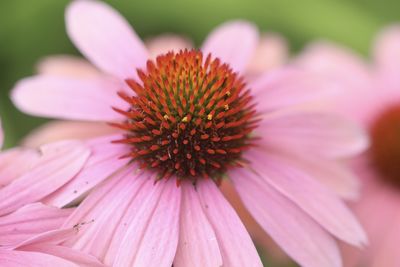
<box><xmin>44</xmin><ymin>135</ymin><xmax>130</xmax><ymax>207</ymax></box>
<box><xmin>294</xmin><ymin>41</ymin><xmax>376</xmax><ymax>122</ymax></box>
<box><xmin>20</xmin><ymin>244</ymin><xmax>105</xmax><ymax>267</ymax></box>
<box><xmin>0</xmin><ymin>148</ymin><xmax>40</xmax><ymax>187</ymax></box>
<box><xmin>61</xmin><ymin>167</ymin><xmax>143</xmax><ymax>257</ymax></box>
<box><xmin>230</xmin><ymin>167</ymin><xmax>341</xmax><ymax>267</ymax></box>
<box><xmin>197</xmin><ymin>180</ymin><xmax>262</xmax><ymax>267</ymax></box>
<box><xmin>14</xmin><ymin>228</ymin><xmax>80</xmax><ymax>250</ymax></box>
<box><xmin>246</xmin><ymin>33</ymin><xmax>288</xmax><ymax>75</ymax></box>
<box><xmin>12</xmin><ymin>75</ymin><xmax>126</xmax><ymax>121</ymax></box>
<box><xmin>201</xmin><ymin>20</ymin><xmax>258</xmax><ymax>72</ymax></box>
<box><xmin>256</xmin><ymin>112</ymin><xmax>369</xmax><ymax>158</ymax></box>
<box><xmin>0</xmin><ymin>141</ymin><xmax>90</xmax><ymax>216</ymax></box>
<box><xmin>66</xmin><ymin>0</ymin><xmax>148</xmax><ymax>80</ymax></box>
<box><xmin>371</xmin><ymin>215</ymin><xmax>400</xmax><ymax>267</ymax></box>
<box><xmin>373</xmin><ymin>25</ymin><xmax>400</xmax><ymax>74</ymax></box>
<box><xmin>0</xmin><ymin>249</ymin><xmax>78</xmax><ymax>267</ymax></box>
<box><xmin>247</xmin><ymin>148</ymin><xmax>367</xmax><ymax>247</ymax></box>
<box><xmin>250</xmin><ymin>68</ymin><xmax>333</xmax><ymax>112</ymax></box>
<box><xmin>264</xmin><ymin>148</ymin><xmax>360</xmax><ymax>200</ymax></box>
<box><xmin>0</xmin><ymin>203</ymin><xmax>72</xmax><ymax>248</ymax></box>
<box><xmin>22</xmin><ymin>121</ymin><xmax>117</xmax><ymax>148</ymax></box>
<box><xmin>295</xmin><ymin>41</ymin><xmax>370</xmax><ymax>90</ymax></box>
<box><xmin>12</xmin><ymin>228</ymin><xmax>105</xmax><ymax>267</ymax></box>
<box><xmin>174</xmin><ymin>182</ymin><xmax>222</xmax><ymax>267</ymax></box>
<box><xmin>114</xmin><ymin>178</ymin><xmax>181</xmax><ymax>267</ymax></box>
<box><xmin>36</xmin><ymin>55</ymin><xmax>101</xmax><ymax>78</ymax></box>
<box><xmin>145</xmin><ymin>34</ymin><xmax>193</xmax><ymax>59</ymax></box>
<box><xmin>102</xmin><ymin>173</ymin><xmax>157</xmax><ymax>264</ymax></box>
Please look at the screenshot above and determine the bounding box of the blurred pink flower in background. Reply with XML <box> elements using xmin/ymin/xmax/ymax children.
<box><xmin>296</xmin><ymin>25</ymin><xmax>400</xmax><ymax>267</ymax></box>
<box><xmin>10</xmin><ymin>1</ymin><xmax>369</xmax><ymax>266</ymax></box>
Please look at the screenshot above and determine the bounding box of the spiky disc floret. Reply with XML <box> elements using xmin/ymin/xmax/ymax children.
<box><xmin>113</xmin><ymin>49</ymin><xmax>258</xmax><ymax>184</ymax></box>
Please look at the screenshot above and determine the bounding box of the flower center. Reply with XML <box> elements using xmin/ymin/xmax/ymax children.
<box><xmin>370</xmin><ymin>105</ymin><xmax>400</xmax><ymax>188</ymax></box>
<box><xmin>113</xmin><ymin>50</ymin><xmax>258</xmax><ymax>184</ymax></box>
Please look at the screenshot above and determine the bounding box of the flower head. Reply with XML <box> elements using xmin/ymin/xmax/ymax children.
<box><xmin>11</xmin><ymin>1</ymin><xmax>369</xmax><ymax>266</ymax></box>
<box><xmin>113</xmin><ymin>49</ymin><xmax>258</xmax><ymax>183</ymax></box>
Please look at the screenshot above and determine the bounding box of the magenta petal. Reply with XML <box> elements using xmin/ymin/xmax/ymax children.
<box><xmin>174</xmin><ymin>182</ymin><xmax>222</xmax><ymax>267</ymax></box>
<box><xmin>12</xmin><ymin>75</ymin><xmax>126</xmax><ymax>121</ymax></box>
<box><xmin>0</xmin><ymin>141</ymin><xmax>90</xmax><ymax>216</ymax></box>
<box><xmin>66</xmin><ymin>0</ymin><xmax>148</xmax><ymax>80</ymax></box>
<box><xmin>230</xmin><ymin>168</ymin><xmax>342</xmax><ymax>267</ymax></box>
<box><xmin>197</xmin><ymin>180</ymin><xmax>262</xmax><ymax>267</ymax></box>
<box><xmin>247</xmin><ymin>149</ymin><xmax>367</xmax><ymax>247</ymax></box>
<box><xmin>201</xmin><ymin>20</ymin><xmax>258</xmax><ymax>72</ymax></box>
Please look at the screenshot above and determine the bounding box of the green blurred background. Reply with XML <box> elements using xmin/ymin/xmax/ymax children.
<box><xmin>0</xmin><ymin>0</ymin><xmax>397</xmax><ymax>266</ymax></box>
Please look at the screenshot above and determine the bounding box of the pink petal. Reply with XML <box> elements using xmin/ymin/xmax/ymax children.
<box><xmin>256</xmin><ymin>112</ymin><xmax>369</xmax><ymax>158</ymax></box>
<box><xmin>44</xmin><ymin>135</ymin><xmax>130</xmax><ymax>207</ymax></box>
<box><xmin>20</xmin><ymin>244</ymin><xmax>105</xmax><ymax>267</ymax></box>
<box><xmin>0</xmin><ymin>141</ymin><xmax>90</xmax><ymax>216</ymax></box>
<box><xmin>247</xmin><ymin>148</ymin><xmax>367</xmax><ymax>247</ymax></box>
<box><xmin>246</xmin><ymin>33</ymin><xmax>288</xmax><ymax>76</ymax></box>
<box><xmin>174</xmin><ymin>182</ymin><xmax>222</xmax><ymax>267</ymax></box>
<box><xmin>22</xmin><ymin>121</ymin><xmax>117</xmax><ymax>148</ymax></box>
<box><xmin>12</xmin><ymin>75</ymin><xmax>126</xmax><ymax>121</ymax></box>
<box><xmin>197</xmin><ymin>180</ymin><xmax>262</xmax><ymax>267</ymax></box>
<box><xmin>269</xmin><ymin>149</ymin><xmax>360</xmax><ymax>200</ymax></box>
<box><xmin>373</xmin><ymin>24</ymin><xmax>400</xmax><ymax>74</ymax></box>
<box><xmin>250</xmin><ymin>68</ymin><xmax>333</xmax><ymax>112</ymax></box>
<box><xmin>145</xmin><ymin>34</ymin><xmax>193</xmax><ymax>59</ymax></box>
<box><xmin>295</xmin><ymin>41</ymin><xmax>370</xmax><ymax>90</ymax></box>
<box><xmin>371</xmin><ymin>216</ymin><xmax>400</xmax><ymax>267</ymax></box>
<box><xmin>0</xmin><ymin>203</ymin><xmax>72</xmax><ymax>248</ymax></box>
<box><xmin>114</xmin><ymin>178</ymin><xmax>181</xmax><ymax>267</ymax></box>
<box><xmin>15</xmin><ymin>228</ymin><xmax>80</xmax><ymax>250</ymax></box>
<box><xmin>201</xmin><ymin>20</ymin><xmax>258</xmax><ymax>72</ymax></box>
<box><xmin>66</xmin><ymin>0</ymin><xmax>148</xmax><ymax>80</ymax></box>
<box><xmin>61</xmin><ymin>167</ymin><xmax>146</xmax><ymax>262</ymax></box>
<box><xmin>0</xmin><ymin>250</ymin><xmax>78</xmax><ymax>267</ymax></box>
<box><xmin>0</xmin><ymin>148</ymin><xmax>40</xmax><ymax>187</ymax></box>
<box><xmin>230</xmin><ymin>167</ymin><xmax>341</xmax><ymax>267</ymax></box>
<box><xmin>36</xmin><ymin>55</ymin><xmax>101</xmax><ymax>78</ymax></box>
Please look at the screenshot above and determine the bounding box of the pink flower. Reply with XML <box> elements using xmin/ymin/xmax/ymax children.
<box><xmin>296</xmin><ymin>25</ymin><xmax>400</xmax><ymax>267</ymax></box>
<box><xmin>11</xmin><ymin>1</ymin><xmax>368</xmax><ymax>266</ymax></box>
